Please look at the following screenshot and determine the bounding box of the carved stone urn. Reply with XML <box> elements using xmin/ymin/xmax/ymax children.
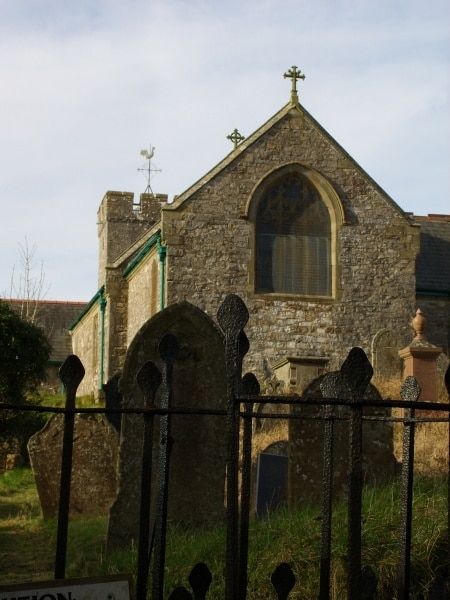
<box><xmin>411</xmin><ymin>308</ymin><xmax>426</xmax><ymax>340</ymax></box>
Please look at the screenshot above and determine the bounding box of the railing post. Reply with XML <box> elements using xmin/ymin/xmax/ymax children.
<box><xmin>54</xmin><ymin>355</ymin><xmax>85</xmax><ymax>579</ymax></box>
<box><xmin>135</xmin><ymin>361</ymin><xmax>162</xmax><ymax>600</ymax></box>
<box><xmin>239</xmin><ymin>369</ymin><xmax>260</xmax><ymax>600</ymax></box>
<box><xmin>319</xmin><ymin>373</ymin><xmax>339</xmax><ymax>599</ymax></box>
<box><xmin>397</xmin><ymin>376</ymin><xmax>420</xmax><ymax>599</ymax></box>
<box><xmin>151</xmin><ymin>333</ymin><xmax>179</xmax><ymax>600</ymax></box>
<box><xmin>340</xmin><ymin>348</ymin><xmax>373</xmax><ymax>600</ymax></box>
<box><xmin>445</xmin><ymin>364</ymin><xmax>450</xmax><ymax>583</ymax></box>
<box><xmin>217</xmin><ymin>294</ymin><xmax>249</xmax><ymax>600</ymax></box>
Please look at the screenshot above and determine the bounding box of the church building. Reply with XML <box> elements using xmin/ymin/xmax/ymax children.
<box><xmin>70</xmin><ymin>67</ymin><xmax>449</xmax><ymax>398</ymax></box>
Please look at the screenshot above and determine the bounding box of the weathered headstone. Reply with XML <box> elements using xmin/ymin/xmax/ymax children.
<box><xmin>288</xmin><ymin>374</ymin><xmax>395</xmax><ymax>507</ymax></box>
<box><xmin>103</xmin><ymin>372</ymin><xmax>122</xmax><ymax>432</ymax></box>
<box><xmin>255</xmin><ymin>452</ymin><xmax>288</xmax><ymax>516</ymax></box>
<box><xmin>28</xmin><ymin>413</ymin><xmax>119</xmax><ymax>519</ymax></box>
<box><xmin>371</xmin><ymin>328</ymin><xmax>402</xmax><ymax>396</ymax></box>
<box><xmin>107</xmin><ymin>301</ymin><xmax>227</xmax><ymax>550</ymax></box>
<box><xmin>5</xmin><ymin>453</ymin><xmax>25</xmax><ymax>470</ymax></box>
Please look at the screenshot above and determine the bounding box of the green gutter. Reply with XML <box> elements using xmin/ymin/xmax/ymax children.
<box><xmin>123</xmin><ymin>230</ymin><xmax>161</xmax><ymax>279</ymax></box>
<box><xmin>98</xmin><ymin>293</ymin><xmax>107</xmax><ymax>391</ymax></box>
<box><xmin>67</xmin><ymin>287</ymin><xmax>107</xmax><ymax>392</ymax></box>
<box><xmin>68</xmin><ymin>286</ymin><xmax>105</xmax><ymax>331</ymax></box>
<box><xmin>122</xmin><ymin>230</ymin><xmax>167</xmax><ymax>311</ymax></box>
<box><xmin>157</xmin><ymin>236</ymin><xmax>167</xmax><ymax>310</ymax></box>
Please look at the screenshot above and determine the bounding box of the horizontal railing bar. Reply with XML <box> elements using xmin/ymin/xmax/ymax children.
<box><xmin>240</xmin><ymin>396</ymin><xmax>450</xmax><ymax>411</ymax></box>
<box><xmin>243</xmin><ymin>412</ymin><xmax>450</xmax><ymax>424</ymax></box>
<box><xmin>1</xmin><ymin>402</ymin><xmax>449</xmax><ymax>421</ymax></box>
<box><xmin>2</xmin><ymin>396</ymin><xmax>449</xmax><ymax>413</ymax></box>
<box><xmin>0</xmin><ymin>403</ymin><xmax>227</xmax><ymax>416</ymax></box>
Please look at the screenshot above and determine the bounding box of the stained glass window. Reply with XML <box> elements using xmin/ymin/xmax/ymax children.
<box><xmin>255</xmin><ymin>175</ymin><xmax>331</xmax><ymax>295</ymax></box>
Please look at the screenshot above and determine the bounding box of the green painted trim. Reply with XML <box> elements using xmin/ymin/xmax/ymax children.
<box><xmin>157</xmin><ymin>237</ymin><xmax>167</xmax><ymax>311</ymax></box>
<box><xmin>68</xmin><ymin>286</ymin><xmax>105</xmax><ymax>331</ymax></box>
<box><xmin>98</xmin><ymin>294</ymin><xmax>107</xmax><ymax>391</ymax></box>
<box><xmin>122</xmin><ymin>230</ymin><xmax>161</xmax><ymax>279</ymax></box>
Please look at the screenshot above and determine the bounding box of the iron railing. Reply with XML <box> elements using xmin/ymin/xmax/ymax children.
<box><xmin>1</xmin><ymin>294</ymin><xmax>449</xmax><ymax>599</ymax></box>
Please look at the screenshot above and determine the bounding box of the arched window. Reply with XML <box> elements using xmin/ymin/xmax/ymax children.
<box><xmin>255</xmin><ymin>174</ymin><xmax>331</xmax><ymax>295</ymax></box>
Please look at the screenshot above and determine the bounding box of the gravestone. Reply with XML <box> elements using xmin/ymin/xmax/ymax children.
<box><xmin>371</xmin><ymin>328</ymin><xmax>402</xmax><ymax>396</ymax></box>
<box><xmin>103</xmin><ymin>372</ymin><xmax>122</xmax><ymax>432</ymax></box>
<box><xmin>28</xmin><ymin>413</ymin><xmax>119</xmax><ymax>518</ymax></box>
<box><xmin>107</xmin><ymin>301</ymin><xmax>227</xmax><ymax>550</ymax></box>
<box><xmin>255</xmin><ymin>452</ymin><xmax>288</xmax><ymax>516</ymax></box>
<box><xmin>288</xmin><ymin>374</ymin><xmax>395</xmax><ymax>507</ymax></box>
<box><xmin>5</xmin><ymin>454</ymin><xmax>25</xmax><ymax>470</ymax></box>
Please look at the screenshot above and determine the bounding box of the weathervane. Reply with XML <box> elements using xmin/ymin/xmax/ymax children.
<box><xmin>283</xmin><ymin>65</ymin><xmax>305</xmax><ymax>103</ymax></box>
<box><xmin>227</xmin><ymin>128</ymin><xmax>245</xmax><ymax>149</ymax></box>
<box><xmin>138</xmin><ymin>145</ymin><xmax>161</xmax><ymax>193</ymax></box>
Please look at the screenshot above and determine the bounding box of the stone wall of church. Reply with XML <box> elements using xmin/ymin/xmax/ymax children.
<box><xmin>97</xmin><ymin>191</ymin><xmax>166</xmax><ymax>288</ymax></box>
<box><xmin>126</xmin><ymin>251</ymin><xmax>160</xmax><ymax>344</ymax></box>
<box><xmin>103</xmin><ymin>269</ymin><xmax>129</xmax><ymax>390</ymax></box>
<box><xmin>71</xmin><ymin>303</ymin><xmax>100</xmax><ymax>397</ymax></box>
<box><xmin>89</xmin><ymin>192</ymin><xmax>167</xmax><ymax>393</ymax></box>
<box><xmin>162</xmin><ymin>109</ymin><xmax>420</xmax><ymax>384</ymax></box>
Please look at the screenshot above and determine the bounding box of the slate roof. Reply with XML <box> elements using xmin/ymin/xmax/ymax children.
<box><xmin>6</xmin><ymin>299</ymin><xmax>88</xmax><ymax>363</ymax></box>
<box><xmin>413</xmin><ymin>215</ymin><xmax>450</xmax><ymax>294</ymax></box>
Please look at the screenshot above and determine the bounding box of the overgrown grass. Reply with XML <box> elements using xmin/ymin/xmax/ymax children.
<box><xmin>38</xmin><ymin>391</ymin><xmax>97</xmax><ymax>409</ymax></box>
<box><xmin>0</xmin><ymin>469</ymin><xmax>447</xmax><ymax>598</ymax></box>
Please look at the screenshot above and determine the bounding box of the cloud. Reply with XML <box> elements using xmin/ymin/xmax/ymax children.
<box><xmin>0</xmin><ymin>0</ymin><xmax>448</xmax><ymax>299</ymax></box>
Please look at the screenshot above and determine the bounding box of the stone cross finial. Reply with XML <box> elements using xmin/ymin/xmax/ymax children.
<box><xmin>227</xmin><ymin>128</ymin><xmax>245</xmax><ymax>149</ymax></box>
<box><xmin>284</xmin><ymin>65</ymin><xmax>305</xmax><ymax>103</ymax></box>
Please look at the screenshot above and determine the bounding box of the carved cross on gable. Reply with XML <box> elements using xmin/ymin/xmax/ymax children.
<box><xmin>283</xmin><ymin>65</ymin><xmax>305</xmax><ymax>103</ymax></box>
<box><xmin>227</xmin><ymin>128</ymin><xmax>245</xmax><ymax>149</ymax></box>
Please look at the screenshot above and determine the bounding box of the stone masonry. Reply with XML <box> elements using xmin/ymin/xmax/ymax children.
<box><xmin>69</xmin><ymin>82</ymin><xmax>450</xmax><ymax>401</ymax></box>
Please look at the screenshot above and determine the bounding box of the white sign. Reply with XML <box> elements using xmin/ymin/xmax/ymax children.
<box><xmin>0</xmin><ymin>574</ymin><xmax>131</xmax><ymax>600</ymax></box>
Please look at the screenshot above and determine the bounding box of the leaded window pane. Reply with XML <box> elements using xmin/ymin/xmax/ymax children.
<box><xmin>256</xmin><ymin>175</ymin><xmax>331</xmax><ymax>295</ymax></box>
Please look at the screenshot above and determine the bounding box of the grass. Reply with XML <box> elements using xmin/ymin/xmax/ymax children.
<box><xmin>0</xmin><ymin>468</ymin><xmax>448</xmax><ymax>598</ymax></box>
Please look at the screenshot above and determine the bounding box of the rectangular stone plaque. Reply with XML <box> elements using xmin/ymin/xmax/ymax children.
<box><xmin>0</xmin><ymin>574</ymin><xmax>131</xmax><ymax>600</ymax></box>
<box><xmin>255</xmin><ymin>452</ymin><xmax>288</xmax><ymax>516</ymax></box>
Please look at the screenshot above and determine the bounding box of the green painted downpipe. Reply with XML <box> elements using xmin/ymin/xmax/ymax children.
<box><xmin>157</xmin><ymin>236</ymin><xmax>167</xmax><ymax>311</ymax></box>
<box><xmin>98</xmin><ymin>293</ymin><xmax>107</xmax><ymax>391</ymax></box>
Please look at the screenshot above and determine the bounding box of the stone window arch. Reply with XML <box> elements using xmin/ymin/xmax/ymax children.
<box><xmin>246</xmin><ymin>164</ymin><xmax>345</xmax><ymax>298</ymax></box>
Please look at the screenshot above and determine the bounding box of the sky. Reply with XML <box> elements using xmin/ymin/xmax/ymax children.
<box><xmin>0</xmin><ymin>0</ymin><xmax>449</xmax><ymax>302</ymax></box>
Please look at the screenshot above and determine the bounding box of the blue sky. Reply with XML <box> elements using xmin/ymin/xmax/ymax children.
<box><xmin>0</xmin><ymin>0</ymin><xmax>449</xmax><ymax>301</ymax></box>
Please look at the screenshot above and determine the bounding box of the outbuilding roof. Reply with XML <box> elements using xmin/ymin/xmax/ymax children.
<box><xmin>6</xmin><ymin>299</ymin><xmax>88</xmax><ymax>363</ymax></box>
<box><xmin>414</xmin><ymin>214</ymin><xmax>450</xmax><ymax>295</ymax></box>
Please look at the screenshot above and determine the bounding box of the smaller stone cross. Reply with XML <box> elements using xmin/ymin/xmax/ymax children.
<box><xmin>227</xmin><ymin>128</ymin><xmax>245</xmax><ymax>149</ymax></box>
<box><xmin>283</xmin><ymin>65</ymin><xmax>305</xmax><ymax>103</ymax></box>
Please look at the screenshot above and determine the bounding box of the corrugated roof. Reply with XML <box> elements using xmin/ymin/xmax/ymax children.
<box><xmin>413</xmin><ymin>215</ymin><xmax>450</xmax><ymax>294</ymax></box>
<box><xmin>6</xmin><ymin>299</ymin><xmax>88</xmax><ymax>363</ymax></box>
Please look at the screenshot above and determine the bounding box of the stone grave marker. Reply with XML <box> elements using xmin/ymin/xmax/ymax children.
<box><xmin>103</xmin><ymin>372</ymin><xmax>122</xmax><ymax>432</ymax></box>
<box><xmin>288</xmin><ymin>373</ymin><xmax>395</xmax><ymax>507</ymax></box>
<box><xmin>107</xmin><ymin>301</ymin><xmax>227</xmax><ymax>550</ymax></box>
<box><xmin>255</xmin><ymin>452</ymin><xmax>288</xmax><ymax>516</ymax></box>
<box><xmin>28</xmin><ymin>413</ymin><xmax>119</xmax><ymax>519</ymax></box>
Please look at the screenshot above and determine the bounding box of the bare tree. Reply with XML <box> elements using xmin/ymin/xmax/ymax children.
<box><xmin>7</xmin><ymin>237</ymin><xmax>50</xmax><ymax>323</ymax></box>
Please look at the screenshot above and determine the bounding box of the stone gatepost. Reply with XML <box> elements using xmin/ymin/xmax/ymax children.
<box><xmin>398</xmin><ymin>309</ymin><xmax>442</xmax><ymax>401</ymax></box>
<box><xmin>397</xmin><ymin>309</ymin><xmax>446</xmax><ymax>473</ymax></box>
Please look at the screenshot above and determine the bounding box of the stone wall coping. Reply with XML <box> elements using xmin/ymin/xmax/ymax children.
<box><xmin>398</xmin><ymin>344</ymin><xmax>443</xmax><ymax>360</ymax></box>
